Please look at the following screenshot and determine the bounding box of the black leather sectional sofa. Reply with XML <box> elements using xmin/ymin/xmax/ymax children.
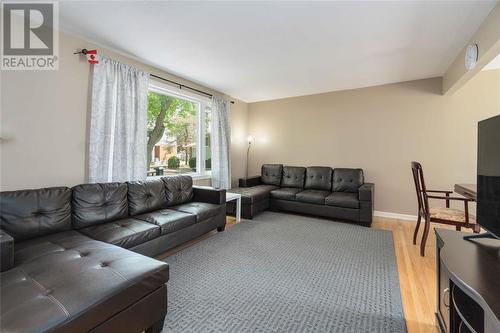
<box><xmin>227</xmin><ymin>164</ymin><xmax>374</xmax><ymax>226</ymax></box>
<box><xmin>0</xmin><ymin>175</ymin><xmax>226</xmax><ymax>333</ymax></box>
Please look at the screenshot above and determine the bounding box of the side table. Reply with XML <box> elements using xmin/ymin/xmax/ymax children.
<box><xmin>226</xmin><ymin>192</ymin><xmax>241</xmax><ymax>222</ymax></box>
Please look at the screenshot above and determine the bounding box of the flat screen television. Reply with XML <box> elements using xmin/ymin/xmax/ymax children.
<box><xmin>476</xmin><ymin>114</ymin><xmax>500</xmax><ymax>239</ymax></box>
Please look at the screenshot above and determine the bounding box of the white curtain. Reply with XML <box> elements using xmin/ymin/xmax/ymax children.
<box><xmin>89</xmin><ymin>55</ymin><xmax>149</xmax><ymax>183</ymax></box>
<box><xmin>211</xmin><ymin>95</ymin><xmax>231</xmax><ymax>189</ymax></box>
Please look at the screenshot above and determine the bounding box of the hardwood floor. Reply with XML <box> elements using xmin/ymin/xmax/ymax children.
<box><xmin>157</xmin><ymin>214</ymin><xmax>469</xmax><ymax>333</ymax></box>
<box><xmin>373</xmin><ymin>217</ymin><xmax>440</xmax><ymax>333</ymax></box>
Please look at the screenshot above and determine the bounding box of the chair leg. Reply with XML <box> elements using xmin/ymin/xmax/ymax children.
<box><xmin>473</xmin><ymin>224</ymin><xmax>481</xmax><ymax>233</ymax></box>
<box><xmin>456</xmin><ymin>226</ymin><xmax>461</xmax><ymax>231</ymax></box>
<box><xmin>420</xmin><ymin>217</ymin><xmax>430</xmax><ymax>257</ymax></box>
<box><xmin>413</xmin><ymin>215</ymin><xmax>421</xmax><ymax>245</ymax></box>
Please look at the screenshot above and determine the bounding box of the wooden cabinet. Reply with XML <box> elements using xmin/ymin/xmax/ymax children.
<box><xmin>437</xmin><ymin>256</ymin><xmax>450</xmax><ymax>331</ymax></box>
<box><xmin>435</xmin><ymin>229</ymin><xmax>500</xmax><ymax>333</ymax></box>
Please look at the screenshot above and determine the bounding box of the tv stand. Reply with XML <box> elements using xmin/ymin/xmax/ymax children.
<box><xmin>464</xmin><ymin>232</ymin><xmax>498</xmax><ymax>241</ymax></box>
<box><xmin>435</xmin><ymin>229</ymin><xmax>500</xmax><ymax>333</ymax></box>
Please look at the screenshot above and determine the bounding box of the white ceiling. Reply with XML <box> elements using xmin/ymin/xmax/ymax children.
<box><xmin>58</xmin><ymin>1</ymin><xmax>497</xmax><ymax>102</ymax></box>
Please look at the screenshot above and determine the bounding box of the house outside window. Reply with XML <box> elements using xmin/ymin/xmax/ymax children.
<box><xmin>147</xmin><ymin>81</ymin><xmax>211</xmax><ymax>178</ymax></box>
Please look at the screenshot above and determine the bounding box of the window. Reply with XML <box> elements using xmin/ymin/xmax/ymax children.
<box><xmin>147</xmin><ymin>81</ymin><xmax>211</xmax><ymax>178</ymax></box>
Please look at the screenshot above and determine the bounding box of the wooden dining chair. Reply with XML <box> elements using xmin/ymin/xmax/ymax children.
<box><xmin>411</xmin><ymin>162</ymin><xmax>480</xmax><ymax>256</ymax></box>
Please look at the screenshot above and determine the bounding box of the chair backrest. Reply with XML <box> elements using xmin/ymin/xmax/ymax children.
<box><xmin>411</xmin><ymin>161</ymin><xmax>430</xmax><ymax>217</ymax></box>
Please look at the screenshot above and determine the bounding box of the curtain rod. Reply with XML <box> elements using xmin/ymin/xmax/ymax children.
<box><xmin>74</xmin><ymin>49</ymin><xmax>235</xmax><ymax>104</ymax></box>
<box><xmin>150</xmin><ymin>74</ymin><xmax>235</xmax><ymax>104</ymax></box>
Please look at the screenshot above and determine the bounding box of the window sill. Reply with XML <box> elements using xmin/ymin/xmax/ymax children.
<box><xmin>147</xmin><ymin>173</ymin><xmax>212</xmax><ymax>181</ymax></box>
<box><xmin>191</xmin><ymin>174</ymin><xmax>212</xmax><ymax>180</ymax></box>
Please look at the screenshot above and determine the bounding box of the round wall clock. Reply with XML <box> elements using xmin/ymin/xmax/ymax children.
<box><xmin>465</xmin><ymin>43</ymin><xmax>479</xmax><ymax>70</ymax></box>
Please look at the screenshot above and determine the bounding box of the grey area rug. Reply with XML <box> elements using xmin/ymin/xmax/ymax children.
<box><xmin>162</xmin><ymin>212</ymin><xmax>406</xmax><ymax>333</ymax></box>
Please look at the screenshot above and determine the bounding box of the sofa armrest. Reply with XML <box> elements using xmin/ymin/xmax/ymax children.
<box><xmin>359</xmin><ymin>183</ymin><xmax>374</xmax><ymax>202</ymax></box>
<box><xmin>193</xmin><ymin>186</ymin><xmax>226</xmax><ymax>205</ymax></box>
<box><xmin>239</xmin><ymin>176</ymin><xmax>261</xmax><ymax>188</ymax></box>
<box><xmin>1</xmin><ymin>229</ymin><xmax>14</xmax><ymax>272</ymax></box>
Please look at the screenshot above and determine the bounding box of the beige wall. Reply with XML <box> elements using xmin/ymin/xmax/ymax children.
<box><xmin>0</xmin><ymin>31</ymin><xmax>248</xmax><ymax>191</ymax></box>
<box><xmin>247</xmin><ymin>70</ymin><xmax>500</xmax><ymax>215</ymax></box>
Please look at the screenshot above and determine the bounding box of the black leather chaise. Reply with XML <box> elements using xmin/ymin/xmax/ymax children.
<box><xmin>0</xmin><ymin>175</ymin><xmax>226</xmax><ymax>333</ymax></box>
<box><xmin>227</xmin><ymin>164</ymin><xmax>374</xmax><ymax>226</ymax></box>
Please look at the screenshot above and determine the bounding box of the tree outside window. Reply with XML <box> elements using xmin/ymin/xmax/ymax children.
<box><xmin>146</xmin><ymin>89</ymin><xmax>211</xmax><ymax>177</ymax></box>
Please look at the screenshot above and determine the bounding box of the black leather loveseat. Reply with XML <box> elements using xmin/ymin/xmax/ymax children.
<box><xmin>0</xmin><ymin>175</ymin><xmax>226</xmax><ymax>333</ymax></box>
<box><xmin>227</xmin><ymin>164</ymin><xmax>374</xmax><ymax>226</ymax></box>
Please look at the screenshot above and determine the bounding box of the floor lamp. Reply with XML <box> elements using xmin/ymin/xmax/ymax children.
<box><xmin>245</xmin><ymin>135</ymin><xmax>253</xmax><ymax>179</ymax></box>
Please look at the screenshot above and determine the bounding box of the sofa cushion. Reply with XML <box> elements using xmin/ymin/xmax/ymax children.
<box><xmin>170</xmin><ymin>202</ymin><xmax>223</xmax><ymax>222</ymax></box>
<box><xmin>325</xmin><ymin>192</ymin><xmax>360</xmax><ymax>209</ymax></box>
<box><xmin>134</xmin><ymin>209</ymin><xmax>196</xmax><ymax>235</ymax></box>
<box><xmin>270</xmin><ymin>188</ymin><xmax>302</xmax><ymax>201</ymax></box>
<box><xmin>162</xmin><ymin>175</ymin><xmax>193</xmax><ymax>206</ymax></box>
<box><xmin>2</xmin><ymin>231</ymin><xmax>168</xmax><ymax>333</ymax></box>
<box><xmin>261</xmin><ymin>164</ymin><xmax>283</xmax><ymax>186</ymax></box>
<box><xmin>305</xmin><ymin>167</ymin><xmax>333</xmax><ymax>191</ymax></box>
<box><xmin>127</xmin><ymin>179</ymin><xmax>167</xmax><ymax>216</ymax></box>
<box><xmin>14</xmin><ymin>230</ymin><xmax>94</xmax><ymax>265</ymax></box>
<box><xmin>0</xmin><ymin>230</ymin><xmax>14</xmax><ymax>272</ymax></box>
<box><xmin>332</xmin><ymin>168</ymin><xmax>364</xmax><ymax>193</ymax></box>
<box><xmin>0</xmin><ymin>187</ymin><xmax>72</xmax><ymax>241</ymax></box>
<box><xmin>72</xmin><ymin>183</ymin><xmax>128</xmax><ymax>229</ymax></box>
<box><xmin>281</xmin><ymin>166</ymin><xmax>306</xmax><ymax>188</ymax></box>
<box><xmin>295</xmin><ymin>190</ymin><xmax>330</xmax><ymax>205</ymax></box>
<box><xmin>79</xmin><ymin>218</ymin><xmax>160</xmax><ymax>249</ymax></box>
<box><xmin>227</xmin><ymin>185</ymin><xmax>278</xmax><ymax>204</ymax></box>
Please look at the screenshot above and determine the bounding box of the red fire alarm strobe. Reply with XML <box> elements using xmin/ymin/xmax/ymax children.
<box><xmin>86</xmin><ymin>49</ymin><xmax>98</xmax><ymax>64</ymax></box>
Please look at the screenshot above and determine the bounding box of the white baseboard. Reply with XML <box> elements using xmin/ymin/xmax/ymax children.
<box><xmin>374</xmin><ymin>210</ymin><xmax>417</xmax><ymax>221</ymax></box>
